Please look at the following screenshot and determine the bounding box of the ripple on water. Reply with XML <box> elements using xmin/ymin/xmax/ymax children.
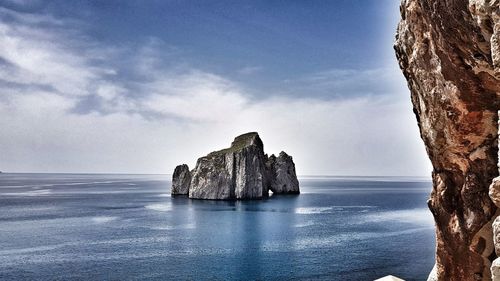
<box><xmin>91</xmin><ymin>216</ymin><xmax>118</xmax><ymax>223</ymax></box>
<box><xmin>145</xmin><ymin>204</ymin><xmax>172</xmax><ymax>212</ymax></box>
<box><xmin>149</xmin><ymin>223</ymin><xmax>196</xmax><ymax>230</ymax></box>
<box><xmin>295</xmin><ymin>206</ymin><xmax>375</xmax><ymax>214</ymax></box>
<box><xmin>294</xmin><ymin>220</ymin><xmax>315</xmax><ymax>228</ymax></box>
<box><xmin>362</xmin><ymin>208</ymin><xmax>433</xmax><ymax>226</ymax></box>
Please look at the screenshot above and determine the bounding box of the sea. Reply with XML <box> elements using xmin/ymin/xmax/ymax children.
<box><xmin>0</xmin><ymin>173</ymin><xmax>435</xmax><ymax>281</ymax></box>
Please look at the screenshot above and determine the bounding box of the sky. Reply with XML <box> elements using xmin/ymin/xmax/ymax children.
<box><xmin>0</xmin><ymin>0</ymin><xmax>432</xmax><ymax>176</ymax></box>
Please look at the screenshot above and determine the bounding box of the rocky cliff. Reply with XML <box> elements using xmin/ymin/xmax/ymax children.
<box><xmin>394</xmin><ymin>0</ymin><xmax>500</xmax><ymax>280</ymax></box>
<box><xmin>490</xmin><ymin>112</ymin><xmax>500</xmax><ymax>281</ymax></box>
<box><xmin>171</xmin><ymin>132</ymin><xmax>299</xmax><ymax>200</ymax></box>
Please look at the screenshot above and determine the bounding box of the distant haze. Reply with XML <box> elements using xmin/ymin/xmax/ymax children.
<box><xmin>0</xmin><ymin>0</ymin><xmax>432</xmax><ymax>176</ymax></box>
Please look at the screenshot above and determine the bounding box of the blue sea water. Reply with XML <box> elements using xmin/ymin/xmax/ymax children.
<box><xmin>0</xmin><ymin>174</ymin><xmax>435</xmax><ymax>281</ymax></box>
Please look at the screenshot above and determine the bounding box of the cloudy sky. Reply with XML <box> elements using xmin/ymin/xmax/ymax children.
<box><xmin>0</xmin><ymin>0</ymin><xmax>432</xmax><ymax>176</ymax></box>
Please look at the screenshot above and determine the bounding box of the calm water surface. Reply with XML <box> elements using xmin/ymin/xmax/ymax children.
<box><xmin>0</xmin><ymin>174</ymin><xmax>435</xmax><ymax>281</ymax></box>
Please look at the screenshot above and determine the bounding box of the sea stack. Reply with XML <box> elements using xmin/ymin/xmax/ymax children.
<box><xmin>171</xmin><ymin>164</ymin><xmax>191</xmax><ymax>195</ymax></box>
<box><xmin>171</xmin><ymin>132</ymin><xmax>299</xmax><ymax>200</ymax></box>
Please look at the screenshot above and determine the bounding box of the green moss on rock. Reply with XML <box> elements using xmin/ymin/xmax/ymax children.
<box><xmin>207</xmin><ymin>132</ymin><xmax>262</xmax><ymax>157</ymax></box>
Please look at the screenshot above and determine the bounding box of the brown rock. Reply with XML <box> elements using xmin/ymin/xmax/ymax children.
<box><xmin>394</xmin><ymin>0</ymin><xmax>500</xmax><ymax>280</ymax></box>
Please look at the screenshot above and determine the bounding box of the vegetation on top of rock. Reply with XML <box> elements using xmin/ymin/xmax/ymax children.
<box><xmin>207</xmin><ymin>132</ymin><xmax>262</xmax><ymax>157</ymax></box>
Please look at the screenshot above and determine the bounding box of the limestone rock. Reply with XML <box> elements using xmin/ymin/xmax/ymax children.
<box><xmin>494</xmin><ymin>216</ymin><xmax>500</xmax><ymax>258</ymax></box>
<box><xmin>267</xmin><ymin>152</ymin><xmax>300</xmax><ymax>194</ymax></box>
<box><xmin>492</xmin><ymin>258</ymin><xmax>500</xmax><ymax>281</ymax></box>
<box><xmin>395</xmin><ymin>0</ymin><xmax>500</xmax><ymax>280</ymax></box>
<box><xmin>494</xmin><ymin>220</ymin><xmax>500</xmax><ymax>281</ymax></box>
<box><xmin>174</xmin><ymin>132</ymin><xmax>299</xmax><ymax>200</ymax></box>
<box><xmin>171</xmin><ymin>164</ymin><xmax>191</xmax><ymax>195</ymax></box>
<box><xmin>426</xmin><ymin>263</ymin><xmax>437</xmax><ymax>281</ymax></box>
<box><xmin>188</xmin><ymin>151</ymin><xmax>236</xmax><ymax>199</ymax></box>
<box><xmin>491</xmin><ymin>177</ymin><xmax>500</xmax><ymax>207</ymax></box>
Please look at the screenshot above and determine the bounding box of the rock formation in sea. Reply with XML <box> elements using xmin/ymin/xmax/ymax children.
<box><xmin>171</xmin><ymin>132</ymin><xmax>299</xmax><ymax>200</ymax></box>
<box><xmin>395</xmin><ymin>0</ymin><xmax>499</xmax><ymax>280</ymax></box>
<box><xmin>171</xmin><ymin>164</ymin><xmax>191</xmax><ymax>195</ymax></box>
<box><xmin>267</xmin><ymin>152</ymin><xmax>300</xmax><ymax>194</ymax></box>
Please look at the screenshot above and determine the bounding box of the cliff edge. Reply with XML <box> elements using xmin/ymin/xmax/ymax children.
<box><xmin>395</xmin><ymin>0</ymin><xmax>499</xmax><ymax>280</ymax></box>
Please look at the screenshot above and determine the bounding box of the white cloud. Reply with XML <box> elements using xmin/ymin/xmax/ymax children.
<box><xmin>0</xmin><ymin>9</ymin><xmax>107</xmax><ymax>97</ymax></box>
<box><xmin>141</xmin><ymin>71</ymin><xmax>248</xmax><ymax>122</ymax></box>
<box><xmin>283</xmin><ymin>66</ymin><xmax>410</xmax><ymax>100</ymax></box>
<box><xmin>0</xmin><ymin>8</ymin><xmax>432</xmax><ymax>176</ymax></box>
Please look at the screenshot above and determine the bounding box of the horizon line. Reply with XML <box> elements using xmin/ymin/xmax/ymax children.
<box><xmin>0</xmin><ymin>171</ymin><xmax>431</xmax><ymax>178</ymax></box>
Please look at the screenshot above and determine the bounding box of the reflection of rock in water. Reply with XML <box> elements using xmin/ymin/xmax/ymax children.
<box><xmin>171</xmin><ymin>132</ymin><xmax>299</xmax><ymax>200</ymax></box>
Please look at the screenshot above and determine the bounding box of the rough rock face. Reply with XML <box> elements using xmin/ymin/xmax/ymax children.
<box><xmin>267</xmin><ymin>152</ymin><xmax>300</xmax><ymax>194</ymax></box>
<box><xmin>493</xmin><ymin>258</ymin><xmax>500</xmax><ymax>281</ymax></box>
<box><xmin>395</xmin><ymin>0</ymin><xmax>500</xmax><ymax>280</ymax></box>
<box><xmin>494</xmin><ymin>209</ymin><xmax>500</xmax><ymax>256</ymax></box>
<box><xmin>490</xmin><ymin>113</ymin><xmax>500</xmax><ymax>281</ymax></box>
<box><xmin>188</xmin><ymin>132</ymin><xmax>268</xmax><ymax>200</ymax></box>
<box><xmin>171</xmin><ymin>164</ymin><xmax>191</xmax><ymax>195</ymax></box>
<box><xmin>491</xmin><ymin>177</ymin><xmax>500</xmax><ymax>207</ymax></box>
<box><xmin>171</xmin><ymin>132</ymin><xmax>300</xmax><ymax>200</ymax></box>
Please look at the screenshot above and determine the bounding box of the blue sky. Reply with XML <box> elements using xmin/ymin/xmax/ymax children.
<box><xmin>0</xmin><ymin>0</ymin><xmax>431</xmax><ymax>175</ymax></box>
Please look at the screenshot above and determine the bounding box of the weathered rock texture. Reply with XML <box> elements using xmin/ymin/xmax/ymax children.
<box><xmin>171</xmin><ymin>132</ymin><xmax>299</xmax><ymax>200</ymax></box>
<box><xmin>171</xmin><ymin>164</ymin><xmax>191</xmax><ymax>195</ymax></box>
<box><xmin>395</xmin><ymin>0</ymin><xmax>500</xmax><ymax>280</ymax></box>
<box><xmin>493</xmin><ymin>258</ymin><xmax>500</xmax><ymax>281</ymax></box>
<box><xmin>490</xmin><ymin>112</ymin><xmax>500</xmax><ymax>281</ymax></box>
<box><xmin>267</xmin><ymin>152</ymin><xmax>300</xmax><ymax>194</ymax></box>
